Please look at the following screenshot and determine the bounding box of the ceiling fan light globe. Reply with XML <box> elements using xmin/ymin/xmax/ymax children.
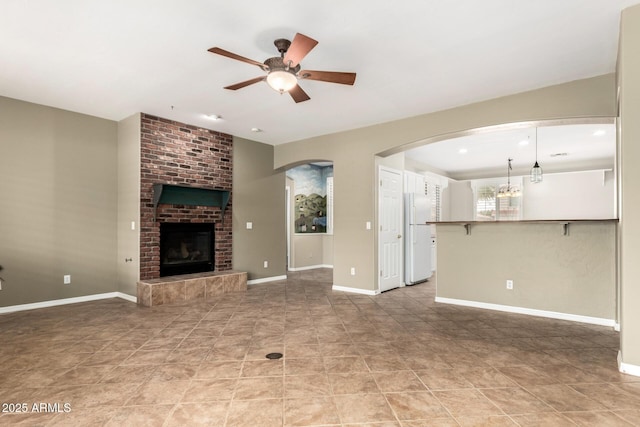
<box><xmin>266</xmin><ymin>70</ymin><xmax>297</xmax><ymax>93</ymax></box>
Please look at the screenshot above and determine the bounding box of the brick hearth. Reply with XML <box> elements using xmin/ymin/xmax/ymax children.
<box><xmin>137</xmin><ymin>271</ymin><xmax>247</xmax><ymax>307</ymax></box>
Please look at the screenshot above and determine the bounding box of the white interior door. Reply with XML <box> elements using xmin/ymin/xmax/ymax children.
<box><xmin>379</xmin><ymin>167</ymin><xmax>403</xmax><ymax>292</ymax></box>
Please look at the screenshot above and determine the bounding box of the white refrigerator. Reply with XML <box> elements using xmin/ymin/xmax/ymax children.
<box><xmin>404</xmin><ymin>193</ymin><xmax>433</xmax><ymax>285</ymax></box>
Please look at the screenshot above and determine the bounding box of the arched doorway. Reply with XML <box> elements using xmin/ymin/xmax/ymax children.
<box><xmin>285</xmin><ymin>162</ymin><xmax>334</xmax><ymax>273</ymax></box>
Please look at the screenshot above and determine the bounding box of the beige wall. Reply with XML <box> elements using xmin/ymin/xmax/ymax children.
<box><xmin>322</xmin><ymin>234</ymin><xmax>334</xmax><ymax>266</ymax></box>
<box><xmin>619</xmin><ymin>5</ymin><xmax>640</xmax><ymax>368</ymax></box>
<box><xmin>275</xmin><ymin>74</ymin><xmax>617</xmax><ymax>292</ymax></box>
<box><xmin>290</xmin><ymin>234</ymin><xmax>333</xmax><ymax>269</ymax></box>
<box><xmin>0</xmin><ymin>96</ymin><xmax>118</xmax><ymax>306</ymax></box>
<box><xmin>233</xmin><ymin>137</ymin><xmax>286</xmax><ymax>280</ymax></box>
<box><xmin>436</xmin><ymin>222</ymin><xmax>616</xmax><ymax>321</ymax></box>
<box><xmin>117</xmin><ymin>114</ymin><xmax>141</xmax><ymax>296</ymax></box>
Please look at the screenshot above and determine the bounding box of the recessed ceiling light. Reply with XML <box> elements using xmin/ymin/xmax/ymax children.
<box><xmin>593</xmin><ymin>129</ymin><xmax>606</xmax><ymax>137</ymax></box>
<box><xmin>458</xmin><ymin>148</ymin><xmax>468</xmax><ymax>154</ymax></box>
<box><xmin>206</xmin><ymin>114</ymin><xmax>222</xmax><ymax>120</ymax></box>
<box><xmin>251</xmin><ymin>127</ymin><xmax>262</xmax><ymax>133</ymax></box>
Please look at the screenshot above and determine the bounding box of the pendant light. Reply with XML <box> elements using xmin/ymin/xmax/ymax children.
<box><xmin>497</xmin><ymin>158</ymin><xmax>521</xmax><ymax>198</ymax></box>
<box><xmin>530</xmin><ymin>127</ymin><xmax>543</xmax><ymax>183</ymax></box>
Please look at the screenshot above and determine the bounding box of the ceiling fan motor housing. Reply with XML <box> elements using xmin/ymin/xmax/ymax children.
<box><xmin>264</xmin><ymin>57</ymin><xmax>300</xmax><ymax>74</ymax></box>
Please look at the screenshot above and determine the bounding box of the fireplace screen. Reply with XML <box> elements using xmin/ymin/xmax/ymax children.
<box><xmin>160</xmin><ymin>222</ymin><xmax>214</xmax><ymax>277</ymax></box>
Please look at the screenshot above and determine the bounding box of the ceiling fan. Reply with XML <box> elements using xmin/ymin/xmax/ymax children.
<box><xmin>208</xmin><ymin>33</ymin><xmax>356</xmax><ymax>103</ymax></box>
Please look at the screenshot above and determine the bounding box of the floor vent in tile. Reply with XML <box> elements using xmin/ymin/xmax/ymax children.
<box><xmin>265</xmin><ymin>352</ymin><xmax>283</xmax><ymax>359</ymax></box>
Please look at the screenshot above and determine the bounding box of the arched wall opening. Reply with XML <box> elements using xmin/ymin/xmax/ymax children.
<box><xmin>373</xmin><ymin>117</ymin><xmax>618</xmax><ymax>327</ymax></box>
<box><xmin>282</xmin><ymin>160</ymin><xmax>334</xmax><ymax>273</ymax></box>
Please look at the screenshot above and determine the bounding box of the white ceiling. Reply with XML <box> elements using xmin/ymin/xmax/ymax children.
<box><xmin>404</xmin><ymin>123</ymin><xmax>616</xmax><ymax>180</ymax></box>
<box><xmin>0</xmin><ymin>1</ymin><xmax>636</xmax><ymax>145</ymax></box>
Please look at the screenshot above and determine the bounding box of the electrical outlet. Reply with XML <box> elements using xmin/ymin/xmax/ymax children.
<box><xmin>64</xmin><ymin>275</ymin><xmax>71</xmax><ymax>285</ymax></box>
<box><xmin>350</xmin><ymin>267</ymin><xmax>356</xmax><ymax>276</ymax></box>
<box><xmin>246</xmin><ymin>222</ymin><xmax>253</xmax><ymax>230</ymax></box>
<box><xmin>263</xmin><ymin>261</ymin><xmax>268</xmax><ymax>268</ymax></box>
<box><xmin>506</xmin><ymin>279</ymin><xmax>513</xmax><ymax>290</ymax></box>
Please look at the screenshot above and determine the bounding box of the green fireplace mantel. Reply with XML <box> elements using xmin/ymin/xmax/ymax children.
<box><xmin>152</xmin><ymin>184</ymin><xmax>230</xmax><ymax>222</ymax></box>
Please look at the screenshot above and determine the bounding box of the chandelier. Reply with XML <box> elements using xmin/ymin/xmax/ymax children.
<box><xmin>497</xmin><ymin>158</ymin><xmax>521</xmax><ymax>198</ymax></box>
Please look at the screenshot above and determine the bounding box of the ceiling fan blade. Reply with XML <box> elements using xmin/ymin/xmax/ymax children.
<box><xmin>289</xmin><ymin>84</ymin><xmax>311</xmax><ymax>103</ymax></box>
<box><xmin>208</xmin><ymin>47</ymin><xmax>265</xmax><ymax>69</ymax></box>
<box><xmin>283</xmin><ymin>33</ymin><xmax>318</xmax><ymax>67</ymax></box>
<box><xmin>299</xmin><ymin>70</ymin><xmax>357</xmax><ymax>85</ymax></box>
<box><xmin>224</xmin><ymin>76</ymin><xmax>265</xmax><ymax>90</ymax></box>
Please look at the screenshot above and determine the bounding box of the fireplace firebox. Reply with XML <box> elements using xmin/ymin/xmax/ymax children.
<box><xmin>160</xmin><ymin>222</ymin><xmax>215</xmax><ymax>277</ymax></box>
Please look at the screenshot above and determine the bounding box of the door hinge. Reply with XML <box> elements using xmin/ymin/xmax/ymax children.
<box><xmin>380</xmin><ymin>270</ymin><xmax>383</xmax><ymax>277</ymax></box>
<box><xmin>380</xmin><ymin>180</ymin><xmax>383</xmax><ymax>187</ymax></box>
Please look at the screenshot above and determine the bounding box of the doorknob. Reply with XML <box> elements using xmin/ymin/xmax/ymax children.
<box><xmin>397</xmin><ymin>234</ymin><xmax>402</xmax><ymax>239</ymax></box>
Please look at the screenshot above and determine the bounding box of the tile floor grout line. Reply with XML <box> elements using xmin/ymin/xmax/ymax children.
<box><xmin>1</xmin><ymin>269</ymin><xmax>637</xmax><ymax>426</ymax></box>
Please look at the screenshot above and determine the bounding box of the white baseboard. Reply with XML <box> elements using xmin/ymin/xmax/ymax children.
<box><xmin>0</xmin><ymin>291</ymin><xmax>136</xmax><ymax>314</ymax></box>
<box><xmin>618</xmin><ymin>351</ymin><xmax>640</xmax><ymax>377</ymax></box>
<box><xmin>115</xmin><ymin>292</ymin><xmax>137</xmax><ymax>303</ymax></box>
<box><xmin>434</xmin><ymin>296</ymin><xmax>616</xmax><ymax>327</ymax></box>
<box><xmin>332</xmin><ymin>285</ymin><xmax>379</xmax><ymax>296</ymax></box>
<box><xmin>247</xmin><ymin>275</ymin><xmax>287</xmax><ymax>285</ymax></box>
<box><xmin>288</xmin><ymin>264</ymin><xmax>333</xmax><ymax>272</ymax></box>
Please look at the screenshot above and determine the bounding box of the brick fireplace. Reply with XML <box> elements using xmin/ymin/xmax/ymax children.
<box><xmin>139</xmin><ymin>113</ymin><xmax>233</xmax><ymax>280</ymax></box>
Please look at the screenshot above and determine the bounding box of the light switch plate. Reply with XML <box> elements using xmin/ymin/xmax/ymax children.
<box><xmin>246</xmin><ymin>222</ymin><xmax>253</xmax><ymax>230</ymax></box>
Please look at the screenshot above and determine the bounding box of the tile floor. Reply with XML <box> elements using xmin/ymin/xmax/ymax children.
<box><xmin>1</xmin><ymin>269</ymin><xmax>639</xmax><ymax>426</ymax></box>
